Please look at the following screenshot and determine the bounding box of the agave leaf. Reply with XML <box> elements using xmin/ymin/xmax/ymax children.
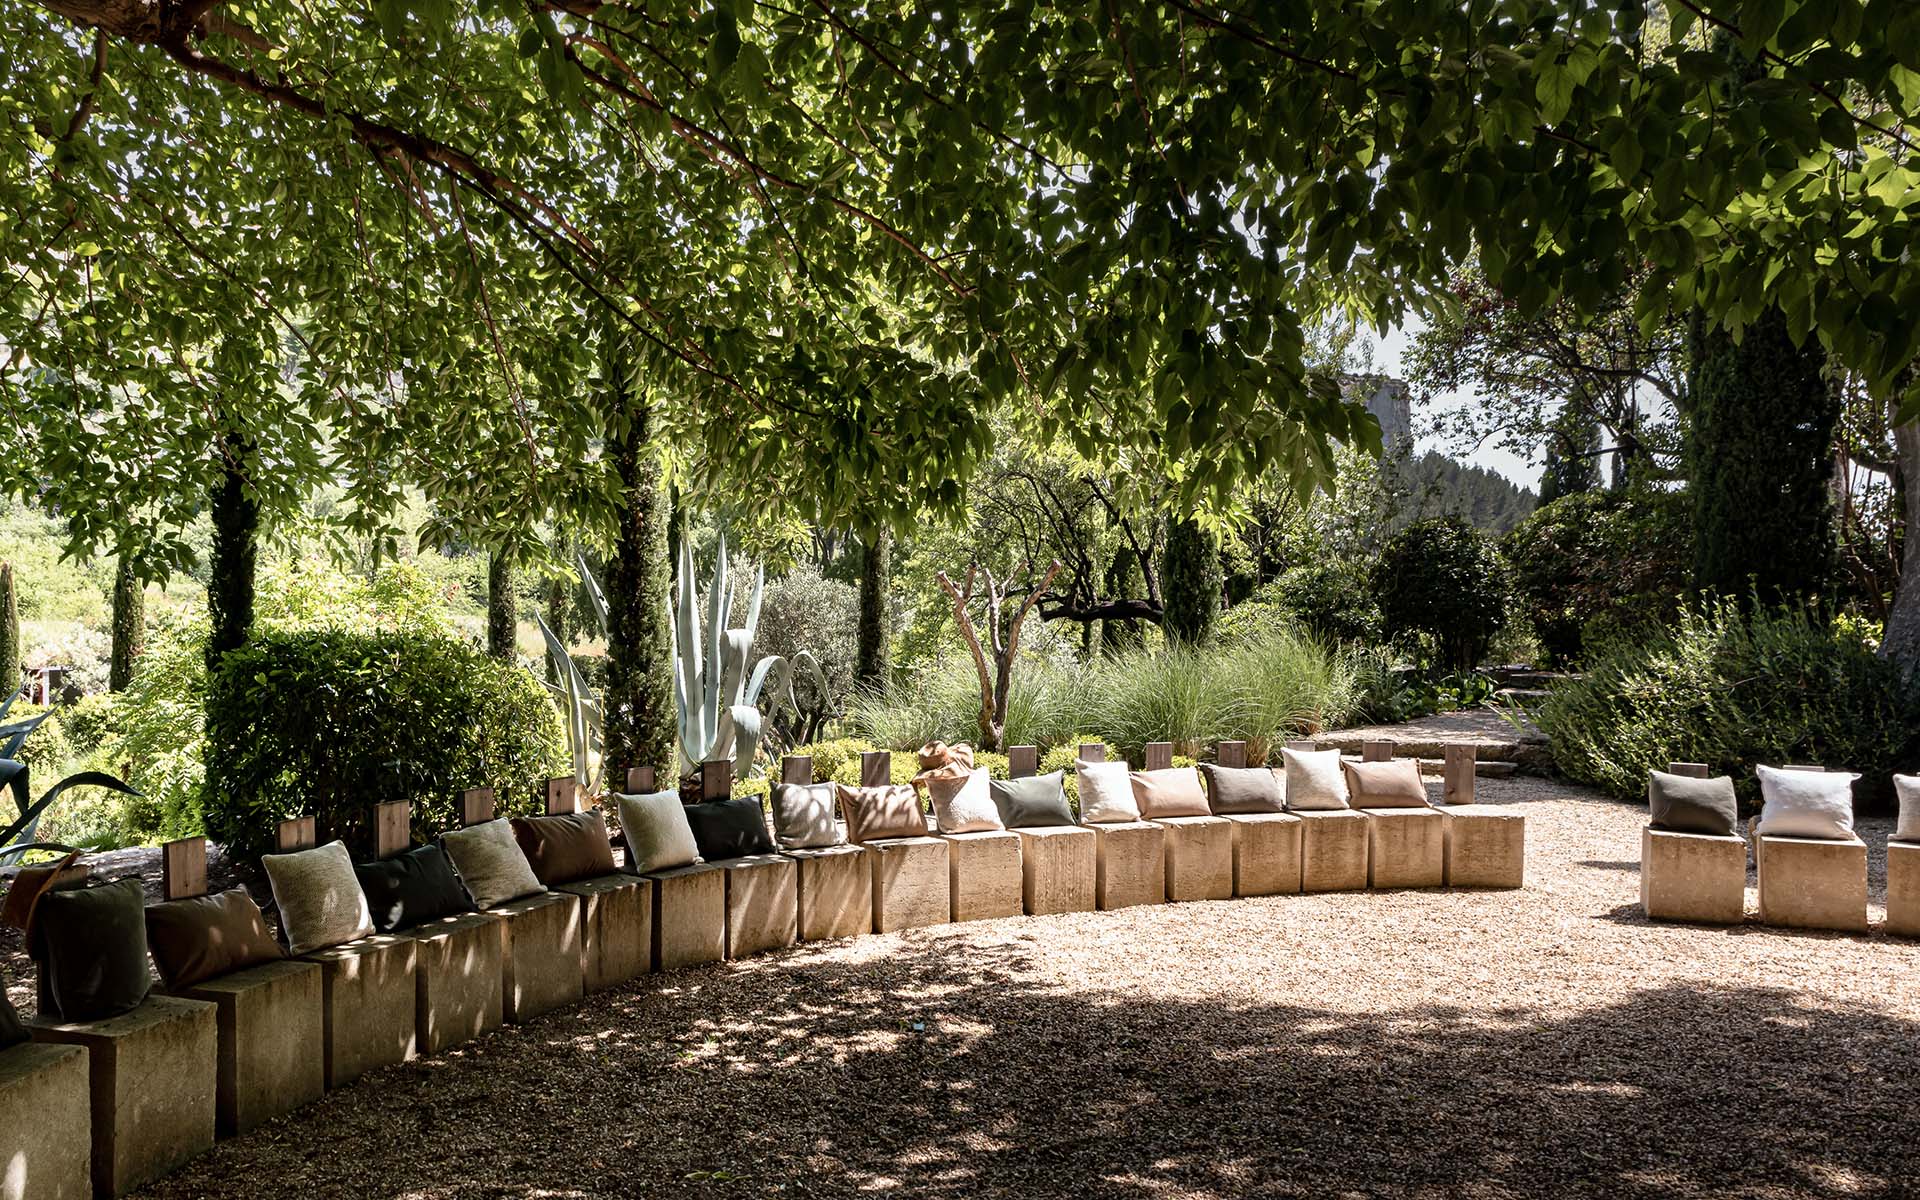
<box><xmin>743</xmin><ymin>653</ymin><xmax>789</xmax><ymax>711</ymax></box>
<box><xmin>720</xmin><ymin>628</ymin><xmax>753</xmax><ymax>709</ymax></box>
<box><xmin>0</xmin><ymin>682</ymin><xmax>22</xmax><ymax>723</ymax></box>
<box><xmin>742</xmin><ymin>562</ymin><xmax>765</xmax><ymax>642</ymax></box>
<box><xmin>0</xmin><ymin>768</ymin><xmax>138</xmax><ymax>866</ymax></box>
<box><xmin>703</xmin><ymin>533</ymin><xmax>729</xmax><ymax>753</ymax></box>
<box><xmin>717</xmin><ymin>704</ymin><xmax>762</xmax><ymax>780</ymax></box>
<box><xmin>576</xmin><ymin>552</ymin><xmax>611</xmax><ymax>639</ymax></box>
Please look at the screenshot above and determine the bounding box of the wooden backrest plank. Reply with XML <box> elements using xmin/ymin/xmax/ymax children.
<box><xmin>1078</xmin><ymin>742</ymin><xmax>1106</xmax><ymax>764</ymax></box>
<box><xmin>782</xmin><ymin>756</ymin><xmax>813</xmax><ymax>786</ymax></box>
<box><xmin>545</xmin><ymin>776</ymin><xmax>578</xmax><ymax>815</ymax></box>
<box><xmin>373</xmin><ymin>800</ymin><xmax>410</xmax><ymax>859</ymax></box>
<box><xmin>1143</xmin><ymin>742</ymin><xmax>1172</xmax><ymax>772</ymax></box>
<box><xmin>1284</xmin><ymin>739</ymin><xmax>1319</xmax><ymax>753</ymax></box>
<box><xmin>859</xmin><ymin>751</ymin><xmax>891</xmax><ymax>788</ymax></box>
<box><xmin>1008</xmin><ymin>745</ymin><xmax>1038</xmax><ymax>778</ymax></box>
<box><xmin>1216</xmin><ymin>741</ymin><xmax>1247</xmax><ymax>769</ymax></box>
<box><xmin>460</xmin><ymin>787</ymin><xmax>496</xmax><ymax>826</ymax></box>
<box><xmin>1361</xmin><ymin>740</ymin><xmax>1394</xmax><ymax>762</ymax></box>
<box><xmin>626</xmin><ymin>766</ymin><xmax>656</xmax><ymax>794</ymax></box>
<box><xmin>700</xmin><ymin>760</ymin><xmax>731</xmax><ymax>800</ymax></box>
<box><xmin>161</xmin><ymin>836</ymin><xmax>207</xmax><ymax>901</ymax></box>
<box><xmin>1443</xmin><ymin>745</ymin><xmax>1476</xmax><ymax>805</ymax></box>
<box><xmin>274</xmin><ymin>816</ymin><xmax>317</xmax><ymax>854</ymax></box>
<box><xmin>1665</xmin><ymin>762</ymin><xmax>1711</xmax><ymax>778</ymax></box>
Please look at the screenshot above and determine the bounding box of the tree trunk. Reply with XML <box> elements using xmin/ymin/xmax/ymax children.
<box><xmin>109</xmin><ymin>556</ymin><xmax>144</xmax><ymax>691</ymax></box>
<box><xmin>854</xmin><ymin>528</ymin><xmax>891</xmax><ymax>691</ymax></box>
<box><xmin>486</xmin><ymin>551</ymin><xmax>516</xmax><ymax>661</ymax></box>
<box><xmin>601</xmin><ymin>372</ymin><xmax>677</xmax><ymax>787</ymax></box>
<box><xmin>206</xmin><ymin>430</ymin><xmax>258</xmax><ymax>675</ymax></box>
<box><xmin>0</xmin><ymin>561</ymin><xmax>17</xmax><ymax>699</ymax></box>
<box><xmin>1882</xmin><ymin>419</ymin><xmax>1920</xmax><ymax>678</ymax></box>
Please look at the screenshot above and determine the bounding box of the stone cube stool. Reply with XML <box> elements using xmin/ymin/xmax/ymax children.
<box><xmin>408</xmin><ymin>912</ymin><xmax>504</xmax><ymax>1056</ymax></box>
<box><xmin>1888</xmin><ymin>841</ymin><xmax>1920</xmax><ymax>938</ymax></box>
<box><xmin>866</xmin><ymin>836</ymin><xmax>951</xmax><ymax>932</ymax></box>
<box><xmin>32</xmin><ymin>995</ymin><xmax>216</xmax><ymax>1199</ymax></box>
<box><xmin>785</xmin><ymin>846</ymin><xmax>872</xmax><ymax>942</ymax></box>
<box><xmin>1297</xmin><ymin>810</ymin><xmax>1370</xmax><ymax>892</ymax></box>
<box><xmin>1438</xmin><ymin>805</ymin><xmax>1526</xmax><ymax>889</ymax></box>
<box><xmin>720</xmin><ymin>854</ymin><xmax>798</xmax><ymax>958</ymax></box>
<box><xmin>556</xmin><ymin>874</ymin><xmax>650</xmax><ymax>992</ymax></box>
<box><xmin>302</xmin><ymin>934</ymin><xmax>419</xmax><ymax>1088</ymax></box>
<box><xmin>647</xmin><ymin>862</ymin><xmax>726</xmax><ymax>971</ymax></box>
<box><xmin>487</xmin><ymin>891</ymin><xmax>584</xmax><ymax>1021</ymax></box>
<box><xmin>1756</xmin><ymin>834</ymin><xmax>1869</xmax><ymax>932</ymax></box>
<box><xmin>178</xmin><ymin>959</ymin><xmax>324</xmax><ymax>1137</ymax></box>
<box><xmin>1223</xmin><ymin>812</ymin><xmax>1302</xmax><ymax>897</ymax></box>
<box><xmin>1153</xmin><ymin>816</ymin><xmax>1234</xmax><ymax>902</ymax></box>
<box><xmin>1091</xmin><ymin>822</ymin><xmax>1166</xmax><ymax>910</ymax></box>
<box><xmin>0</xmin><ymin>1041</ymin><xmax>90</xmax><ymax>1200</ymax></box>
<box><xmin>1015</xmin><ymin>826</ymin><xmax>1097</xmax><ymax>915</ymax></box>
<box><xmin>942</xmin><ymin>831</ymin><xmax>1024</xmax><ymax>923</ymax></box>
<box><xmin>1363</xmin><ymin>808</ymin><xmax>1446</xmax><ymax>889</ymax></box>
<box><xmin>1640</xmin><ymin>827</ymin><xmax>1748</xmax><ymax>924</ymax></box>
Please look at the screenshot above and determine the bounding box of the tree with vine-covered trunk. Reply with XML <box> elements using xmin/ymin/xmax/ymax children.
<box><xmin>206</xmin><ymin>428</ymin><xmax>259</xmax><ymax>674</ymax></box>
<box><xmin>109</xmin><ymin>556</ymin><xmax>144</xmax><ymax>691</ymax></box>
<box><xmin>855</xmin><ymin>530</ymin><xmax>891</xmax><ymax>691</ymax></box>
<box><xmin>486</xmin><ymin>552</ymin><xmax>516</xmax><ymax>662</ymax></box>
<box><xmin>0</xmin><ymin>562</ymin><xmax>17</xmax><ymax>699</ymax></box>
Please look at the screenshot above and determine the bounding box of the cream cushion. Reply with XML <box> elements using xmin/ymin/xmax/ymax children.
<box><xmin>616</xmin><ymin>790</ymin><xmax>703</xmax><ymax>873</ymax></box>
<box><xmin>1753</xmin><ymin>765</ymin><xmax>1861</xmax><ymax>841</ymax></box>
<box><xmin>1282</xmin><ymin>747</ymin><xmax>1350</xmax><ymax>811</ymax></box>
<box><xmin>440</xmin><ymin>818</ymin><xmax>546</xmax><ymax>909</ymax></box>
<box><xmin>1076</xmin><ymin>759</ymin><xmax>1140</xmax><ymax>823</ymax></box>
<box><xmin>1897</xmin><ymin>775</ymin><xmax>1920</xmax><ymax>843</ymax></box>
<box><xmin>262</xmin><ymin>840</ymin><xmax>374</xmax><ymax>956</ymax></box>
<box><xmin>926</xmin><ymin>769</ymin><xmax>1004</xmax><ymax>834</ymax></box>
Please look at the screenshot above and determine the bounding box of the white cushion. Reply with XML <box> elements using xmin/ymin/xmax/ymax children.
<box><xmin>1076</xmin><ymin>760</ymin><xmax>1140</xmax><ymax>823</ymax></box>
<box><xmin>1282</xmin><ymin>747</ymin><xmax>1349</xmax><ymax>811</ymax></box>
<box><xmin>261</xmin><ymin>840</ymin><xmax>374</xmax><ymax>956</ymax></box>
<box><xmin>1753</xmin><ymin>764</ymin><xmax>1861</xmax><ymax>841</ymax></box>
<box><xmin>1895</xmin><ymin>774</ymin><xmax>1920</xmax><ymax>843</ymax></box>
<box><xmin>927</xmin><ymin>768</ymin><xmax>1003</xmax><ymax>834</ymax></box>
<box><xmin>440</xmin><ymin>818</ymin><xmax>545</xmax><ymax>909</ymax></box>
<box><xmin>616</xmin><ymin>790</ymin><xmax>702</xmax><ymax>873</ymax></box>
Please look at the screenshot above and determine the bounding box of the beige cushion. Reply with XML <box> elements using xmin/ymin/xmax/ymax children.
<box><xmin>1897</xmin><ymin>774</ymin><xmax>1920</xmax><ymax>843</ymax></box>
<box><xmin>1130</xmin><ymin>766</ymin><xmax>1210</xmax><ymax>818</ymax></box>
<box><xmin>770</xmin><ymin>782</ymin><xmax>843</xmax><ymax>849</ymax></box>
<box><xmin>261</xmin><ymin>840</ymin><xmax>374</xmax><ymax>956</ymax></box>
<box><xmin>1342</xmin><ymin>758</ymin><xmax>1430</xmax><ymax>809</ymax></box>
<box><xmin>835</xmin><ymin>783</ymin><xmax>927</xmax><ymax>843</ymax></box>
<box><xmin>926</xmin><ymin>769</ymin><xmax>1003</xmax><ymax>834</ymax></box>
<box><xmin>440</xmin><ymin>819</ymin><xmax>546</xmax><ymax>909</ymax></box>
<box><xmin>1282</xmin><ymin>747</ymin><xmax>1349</xmax><ymax>810</ymax></box>
<box><xmin>1076</xmin><ymin>760</ymin><xmax>1140</xmax><ymax>824</ymax></box>
<box><xmin>1754</xmin><ymin>764</ymin><xmax>1860</xmax><ymax>841</ymax></box>
<box><xmin>616</xmin><ymin>790</ymin><xmax>702</xmax><ymax>873</ymax></box>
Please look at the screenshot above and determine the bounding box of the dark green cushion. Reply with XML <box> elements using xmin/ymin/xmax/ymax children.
<box><xmin>28</xmin><ymin>877</ymin><xmax>152</xmax><ymax>1022</ymax></box>
<box><xmin>988</xmin><ymin>772</ymin><xmax>1076</xmax><ymax>829</ymax></box>
<box><xmin>683</xmin><ymin>797</ymin><xmax>777</xmax><ymax>861</ymax></box>
<box><xmin>1648</xmin><ymin>770</ymin><xmax>1739</xmax><ymax>836</ymax></box>
<box><xmin>353</xmin><ymin>845</ymin><xmax>474</xmax><ymax>934</ymax></box>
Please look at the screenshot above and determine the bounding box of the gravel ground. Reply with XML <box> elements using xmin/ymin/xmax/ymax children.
<box><xmin>96</xmin><ymin>778</ymin><xmax>1920</xmax><ymax>1198</ymax></box>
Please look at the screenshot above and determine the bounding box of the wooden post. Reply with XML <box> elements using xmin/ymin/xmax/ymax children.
<box><xmin>275</xmin><ymin>817</ymin><xmax>316</xmax><ymax>854</ymax></box>
<box><xmin>859</xmin><ymin>751</ymin><xmax>891</xmax><ymax>788</ymax></box>
<box><xmin>1078</xmin><ymin>743</ymin><xmax>1106</xmax><ymax>764</ymax></box>
<box><xmin>1008</xmin><ymin>745</ymin><xmax>1038</xmax><ymax>779</ymax></box>
<box><xmin>1143</xmin><ymin>742</ymin><xmax>1172</xmax><ymax>772</ymax></box>
<box><xmin>1666</xmin><ymin>762</ymin><xmax>1710</xmax><ymax>778</ymax></box>
<box><xmin>1362</xmin><ymin>740</ymin><xmax>1393</xmax><ymax>762</ymax></box>
<box><xmin>1216</xmin><ymin>741</ymin><xmax>1247</xmax><ymax>770</ymax></box>
<box><xmin>626</xmin><ymin>766</ymin><xmax>656</xmax><ymax>793</ymax></box>
<box><xmin>1284</xmin><ymin>739</ymin><xmax>1319</xmax><ymax>753</ymax></box>
<box><xmin>1443</xmin><ymin>745</ymin><xmax>1477</xmax><ymax>805</ymax></box>
<box><xmin>461</xmin><ymin>787</ymin><xmax>496</xmax><ymax>826</ymax></box>
<box><xmin>373</xmin><ymin>801</ymin><xmax>410</xmax><ymax>859</ymax></box>
<box><xmin>161</xmin><ymin>836</ymin><xmax>208</xmax><ymax>901</ymax></box>
<box><xmin>1783</xmin><ymin>764</ymin><xmax>1826</xmax><ymax>773</ymax></box>
<box><xmin>700</xmin><ymin>760</ymin><xmax>731</xmax><ymax>801</ymax></box>
<box><xmin>781</xmin><ymin>756</ymin><xmax>813</xmax><ymax>786</ymax></box>
<box><xmin>545</xmin><ymin>777</ymin><xmax>578</xmax><ymax>815</ymax></box>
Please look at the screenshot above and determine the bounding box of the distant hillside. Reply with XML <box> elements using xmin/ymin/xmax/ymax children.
<box><xmin>1389</xmin><ymin>452</ymin><xmax>1537</xmax><ymax>534</ymax></box>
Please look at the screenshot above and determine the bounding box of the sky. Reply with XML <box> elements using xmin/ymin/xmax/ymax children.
<box><xmin>1374</xmin><ymin>319</ymin><xmax>1539</xmax><ymax>491</ymax></box>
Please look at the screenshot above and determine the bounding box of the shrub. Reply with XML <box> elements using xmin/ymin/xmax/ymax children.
<box><xmin>1269</xmin><ymin>563</ymin><xmax>1381</xmax><ymax>645</ymax></box>
<box><xmin>792</xmin><ymin>738</ymin><xmax>872</xmax><ymax>784</ymax></box>
<box><xmin>1372</xmin><ymin>516</ymin><xmax>1509</xmax><ymax>671</ymax></box>
<box><xmin>1502</xmin><ymin>488</ymin><xmax>1692</xmax><ymax>665</ymax></box>
<box><xmin>1160</xmin><ymin>518</ymin><xmax>1222</xmax><ymax>646</ymax></box>
<box><xmin>57</xmin><ymin>693</ymin><xmax>119</xmax><ymax>757</ymax></box>
<box><xmin>1534</xmin><ymin>600</ymin><xmax>1920</xmax><ymax>811</ymax></box>
<box><xmin>203</xmin><ymin>629</ymin><xmax>566</xmax><ymax>858</ymax></box>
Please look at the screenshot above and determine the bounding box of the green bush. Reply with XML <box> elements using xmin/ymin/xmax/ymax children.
<box><xmin>203</xmin><ymin>629</ymin><xmax>567</xmax><ymax>858</ymax></box>
<box><xmin>1269</xmin><ymin>563</ymin><xmax>1381</xmax><ymax>645</ymax></box>
<box><xmin>793</xmin><ymin>737</ymin><xmax>873</xmax><ymax>784</ymax></box>
<box><xmin>57</xmin><ymin>693</ymin><xmax>119</xmax><ymax>757</ymax></box>
<box><xmin>1503</xmin><ymin>488</ymin><xmax>1692</xmax><ymax>665</ymax></box>
<box><xmin>1534</xmin><ymin>600</ymin><xmax>1920</xmax><ymax>810</ymax></box>
<box><xmin>1372</xmin><ymin>516</ymin><xmax>1509</xmax><ymax>671</ymax></box>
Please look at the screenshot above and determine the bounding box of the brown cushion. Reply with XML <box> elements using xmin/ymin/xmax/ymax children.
<box><xmin>834</xmin><ymin>783</ymin><xmax>927</xmax><ymax>843</ymax></box>
<box><xmin>145</xmin><ymin>888</ymin><xmax>286</xmax><ymax>990</ymax></box>
<box><xmin>510</xmin><ymin>811</ymin><xmax>617</xmax><ymax>886</ymax></box>
<box><xmin>1342</xmin><ymin>758</ymin><xmax>1430</xmax><ymax>808</ymax></box>
<box><xmin>1129</xmin><ymin>766</ymin><xmax>1211</xmax><ymax>818</ymax></box>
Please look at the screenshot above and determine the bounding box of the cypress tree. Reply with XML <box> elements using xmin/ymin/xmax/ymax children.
<box><xmin>109</xmin><ymin>556</ymin><xmax>144</xmax><ymax>691</ymax></box>
<box><xmin>486</xmin><ymin>552</ymin><xmax>516</xmax><ymax>661</ymax></box>
<box><xmin>1160</xmin><ymin>517</ymin><xmax>1222</xmax><ymax>647</ymax></box>
<box><xmin>1539</xmin><ymin>400</ymin><xmax>1601</xmax><ymax>505</ymax></box>
<box><xmin>854</xmin><ymin>529</ymin><xmax>891</xmax><ymax>690</ymax></box>
<box><xmin>0</xmin><ymin>561</ymin><xmax>17</xmax><ymax>699</ymax></box>
<box><xmin>206</xmin><ymin>430</ymin><xmax>259</xmax><ymax>674</ymax></box>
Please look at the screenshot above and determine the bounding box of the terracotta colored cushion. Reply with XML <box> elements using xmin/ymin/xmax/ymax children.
<box><xmin>1199</xmin><ymin>763</ymin><xmax>1285</xmax><ymax>814</ymax></box>
<box><xmin>145</xmin><ymin>888</ymin><xmax>286</xmax><ymax>990</ymax></box>
<box><xmin>834</xmin><ymin>783</ymin><xmax>926</xmax><ymax>843</ymax></box>
<box><xmin>1130</xmin><ymin>766</ymin><xmax>1211</xmax><ymax>818</ymax></box>
<box><xmin>1342</xmin><ymin>758</ymin><xmax>1430</xmax><ymax>809</ymax></box>
<box><xmin>925</xmin><ymin>768</ymin><xmax>1004</xmax><ymax>834</ymax></box>
<box><xmin>1646</xmin><ymin>770</ymin><xmax>1738</xmax><ymax>837</ymax></box>
<box><xmin>510</xmin><ymin>811</ymin><xmax>617</xmax><ymax>886</ymax></box>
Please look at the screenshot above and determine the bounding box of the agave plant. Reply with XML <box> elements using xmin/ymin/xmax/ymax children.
<box><xmin>536</xmin><ymin>606</ymin><xmax>604</xmax><ymax>795</ymax></box>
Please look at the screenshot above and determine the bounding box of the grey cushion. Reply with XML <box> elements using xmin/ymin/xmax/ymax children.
<box><xmin>1647</xmin><ymin>770</ymin><xmax>1739</xmax><ymax>836</ymax></box>
<box><xmin>262</xmin><ymin>840</ymin><xmax>375</xmax><ymax>956</ymax></box>
<box><xmin>439</xmin><ymin>819</ymin><xmax>546</xmax><ymax>909</ymax></box>
<box><xmin>28</xmin><ymin>878</ymin><xmax>152</xmax><ymax>1021</ymax></box>
<box><xmin>988</xmin><ymin>771</ymin><xmax>1075</xmax><ymax>829</ymax></box>
<box><xmin>1200</xmin><ymin>763</ymin><xmax>1285</xmax><ymax>814</ymax></box>
<box><xmin>770</xmin><ymin>782</ymin><xmax>843</xmax><ymax>849</ymax></box>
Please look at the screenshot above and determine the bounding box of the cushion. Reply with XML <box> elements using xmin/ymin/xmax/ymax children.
<box><xmin>926</xmin><ymin>768</ymin><xmax>1004</xmax><ymax>834</ymax></box>
<box><xmin>1282</xmin><ymin>747</ymin><xmax>1350</xmax><ymax>810</ymax></box>
<box><xmin>771</xmin><ymin>781</ymin><xmax>843</xmax><ymax>849</ymax></box>
<box><xmin>988</xmin><ymin>771</ymin><xmax>1076</xmax><ymax>829</ymax></box>
<box><xmin>1199</xmin><ymin>763</ymin><xmax>1285</xmax><ymax>815</ymax></box>
<box><xmin>0</xmin><ymin>980</ymin><xmax>26</xmax><ymax>1051</ymax></box>
<box><xmin>510</xmin><ymin>811</ymin><xmax>617</xmax><ymax>885</ymax></box>
<box><xmin>28</xmin><ymin>878</ymin><xmax>152</xmax><ymax>1021</ymax></box>
<box><xmin>834</xmin><ymin>783</ymin><xmax>927</xmax><ymax>843</ymax></box>
<box><xmin>1130</xmin><ymin>766</ymin><xmax>1212</xmax><ymax>818</ymax></box>
<box><xmin>145</xmin><ymin>888</ymin><xmax>286</xmax><ymax>989</ymax></box>
<box><xmin>262</xmin><ymin>840</ymin><xmax>375</xmax><ymax>956</ymax></box>
<box><xmin>440</xmin><ymin>819</ymin><xmax>546</xmax><ymax>909</ymax></box>
<box><xmin>352</xmin><ymin>845</ymin><xmax>474</xmax><ymax>934</ymax></box>
<box><xmin>1647</xmin><ymin>770</ymin><xmax>1739</xmax><ymax>837</ymax></box>
<box><xmin>1754</xmin><ymin>765</ymin><xmax>1860</xmax><ymax>841</ymax></box>
<box><xmin>684</xmin><ymin>797</ymin><xmax>777</xmax><ymax>861</ymax></box>
<box><xmin>1895</xmin><ymin>774</ymin><xmax>1920</xmax><ymax>843</ymax></box>
<box><xmin>1075</xmin><ymin>760</ymin><xmax>1140</xmax><ymax>824</ymax></box>
<box><xmin>1342</xmin><ymin>758</ymin><xmax>1430</xmax><ymax>809</ymax></box>
<box><xmin>616</xmin><ymin>790</ymin><xmax>702</xmax><ymax>874</ymax></box>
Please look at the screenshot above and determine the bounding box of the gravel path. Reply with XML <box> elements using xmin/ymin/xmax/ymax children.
<box><xmin>116</xmin><ymin>778</ymin><xmax>1920</xmax><ymax>1199</ymax></box>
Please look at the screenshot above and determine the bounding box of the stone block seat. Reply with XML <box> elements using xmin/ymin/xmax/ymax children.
<box><xmin>1134</xmin><ymin>743</ymin><xmax>1232</xmax><ymax>903</ymax></box>
<box><xmin>1362</xmin><ymin>808</ymin><xmax>1446</xmax><ymax>889</ymax></box>
<box><xmin>719</xmin><ymin>853</ymin><xmax>798</xmax><ymax>958</ymax></box>
<box><xmin>999</xmin><ymin>746</ymin><xmax>1095</xmax><ymax>917</ymax></box>
<box><xmin>1437</xmin><ymin>805</ymin><xmax>1526</xmax><ymax>888</ymax></box>
<box><xmin>0</xmin><ymin>1040</ymin><xmax>91</xmax><ymax>1200</ymax></box>
<box><xmin>556</xmin><ymin>873</ymin><xmax>650</xmax><ymax>991</ymax></box>
<box><xmin>866</xmin><ymin>837</ymin><xmax>952</xmax><ymax>932</ymax></box>
<box><xmin>1208</xmin><ymin>743</ymin><xmax>1300</xmax><ymax>898</ymax></box>
<box><xmin>1756</xmin><ymin>834</ymin><xmax>1868</xmax><ymax>932</ymax></box>
<box><xmin>942</xmin><ymin>830</ymin><xmax>1024</xmax><ymax>923</ymax></box>
<box><xmin>1889</xmin><ymin>840</ymin><xmax>1920</xmax><ymax>938</ymax></box>
<box><xmin>1297</xmin><ymin>811</ymin><xmax>1370</xmax><ymax>892</ymax></box>
<box><xmin>784</xmin><ymin>845</ymin><xmax>872</xmax><ymax>941</ymax></box>
<box><xmin>1091</xmin><ymin>821</ymin><xmax>1166</xmax><ymax>910</ymax></box>
<box><xmin>408</xmin><ymin>912</ymin><xmax>504</xmax><ymax>1056</ymax></box>
<box><xmin>1640</xmin><ymin>827</ymin><xmax>1748</xmax><ymax>924</ymax></box>
<box><xmin>646</xmin><ymin>862</ymin><xmax>727</xmax><ymax>971</ymax></box>
<box><xmin>303</xmin><ymin>934</ymin><xmax>420</xmax><ymax>1085</ymax></box>
<box><xmin>178</xmin><ymin>959</ymin><xmax>324</xmax><ymax>1137</ymax></box>
<box><xmin>31</xmin><ymin>995</ymin><xmax>216</xmax><ymax>1199</ymax></box>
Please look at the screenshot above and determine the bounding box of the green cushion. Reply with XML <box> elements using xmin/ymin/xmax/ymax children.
<box><xmin>988</xmin><ymin>771</ymin><xmax>1075</xmax><ymax>829</ymax></box>
<box><xmin>28</xmin><ymin>877</ymin><xmax>152</xmax><ymax>1022</ymax></box>
<box><xmin>1647</xmin><ymin>770</ymin><xmax>1739</xmax><ymax>837</ymax></box>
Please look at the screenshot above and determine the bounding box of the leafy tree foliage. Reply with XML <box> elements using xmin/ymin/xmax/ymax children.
<box><xmin>1537</xmin><ymin>404</ymin><xmax>1605</xmax><ymax>503</ymax></box>
<box><xmin>1373</xmin><ymin>516</ymin><xmax>1509</xmax><ymax>671</ymax></box>
<box><xmin>1503</xmin><ymin>487</ymin><xmax>1693</xmax><ymax>664</ymax></box>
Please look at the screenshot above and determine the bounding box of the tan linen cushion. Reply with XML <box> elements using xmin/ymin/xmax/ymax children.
<box><xmin>1076</xmin><ymin>760</ymin><xmax>1140</xmax><ymax>823</ymax></box>
<box><xmin>440</xmin><ymin>819</ymin><xmax>546</xmax><ymax>909</ymax></box>
<box><xmin>1130</xmin><ymin>766</ymin><xmax>1211</xmax><ymax>818</ymax></box>
<box><xmin>835</xmin><ymin>783</ymin><xmax>927</xmax><ymax>843</ymax></box>
<box><xmin>1282</xmin><ymin>747</ymin><xmax>1350</xmax><ymax>810</ymax></box>
<box><xmin>925</xmin><ymin>769</ymin><xmax>1003</xmax><ymax>834</ymax></box>
<box><xmin>1342</xmin><ymin>758</ymin><xmax>1430</xmax><ymax>809</ymax></box>
<box><xmin>262</xmin><ymin>840</ymin><xmax>375</xmax><ymax>955</ymax></box>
